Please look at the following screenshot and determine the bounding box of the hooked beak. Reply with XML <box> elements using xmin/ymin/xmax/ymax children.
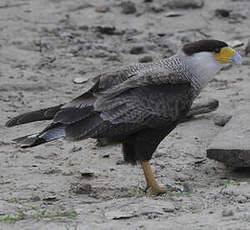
<box><xmin>230</xmin><ymin>51</ymin><xmax>242</xmax><ymax>65</ymax></box>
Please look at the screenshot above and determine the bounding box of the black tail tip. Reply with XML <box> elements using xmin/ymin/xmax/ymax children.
<box><xmin>5</xmin><ymin>119</ymin><xmax>14</xmax><ymax>127</ymax></box>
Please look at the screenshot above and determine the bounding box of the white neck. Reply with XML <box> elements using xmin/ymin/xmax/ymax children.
<box><xmin>185</xmin><ymin>52</ymin><xmax>222</xmax><ymax>89</ymax></box>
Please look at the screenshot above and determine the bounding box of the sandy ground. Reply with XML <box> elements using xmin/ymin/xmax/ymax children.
<box><xmin>1</xmin><ymin>0</ymin><xmax>250</xmax><ymax>229</ymax></box>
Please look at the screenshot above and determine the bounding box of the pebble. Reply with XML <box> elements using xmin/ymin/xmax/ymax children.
<box><xmin>213</xmin><ymin>114</ymin><xmax>232</xmax><ymax>127</ymax></box>
<box><xmin>130</xmin><ymin>46</ymin><xmax>144</xmax><ymax>54</ymax></box>
<box><xmin>73</xmin><ymin>77</ymin><xmax>88</xmax><ymax>84</ymax></box>
<box><xmin>167</xmin><ymin>0</ymin><xmax>204</xmax><ymax>9</ymax></box>
<box><xmin>215</xmin><ymin>9</ymin><xmax>230</xmax><ymax>18</ymax></box>
<box><xmin>163</xmin><ymin>204</ymin><xmax>175</xmax><ymax>213</ymax></box>
<box><xmin>227</xmin><ymin>40</ymin><xmax>244</xmax><ymax>48</ymax></box>
<box><xmin>138</xmin><ymin>55</ymin><xmax>153</xmax><ymax>63</ymax></box>
<box><xmin>121</xmin><ymin>1</ymin><xmax>137</xmax><ymax>14</ymax></box>
<box><xmin>71</xmin><ymin>182</ymin><xmax>92</xmax><ymax>194</ymax></box>
<box><xmin>42</xmin><ymin>193</ymin><xmax>57</xmax><ymax>201</ymax></box>
<box><xmin>95</xmin><ymin>25</ymin><xmax>116</xmax><ymax>35</ymax></box>
<box><xmin>95</xmin><ymin>7</ymin><xmax>110</xmax><ymax>13</ymax></box>
<box><xmin>150</xmin><ymin>4</ymin><xmax>164</xmax><ymax>13</ymax></box>
<box><xmin>165</xmin><ymin>11</ymin><xmax>183</xmax><ymax>17</ymax></box>
<box><xmin>79</xmin><ymin>169</ymin><xmax>95</xmax><ymax>177</ymax></box>
<box><xmin>105</xmin><ymin>210</ymin><xmax>136</xmax><ymax>220</ymax></box>
<box><xmin>222</xmin><ymin>209</ymin><xmax>234</xmax><ymax>217</ymax></box>
<box><xmin>236</xmin><ymin>195</ymin><xmax>247</xmax><ymax>203</ymax></box>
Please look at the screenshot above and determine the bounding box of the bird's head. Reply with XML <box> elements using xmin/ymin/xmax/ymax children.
<box><xmin>177</xmin><ymin>39</ymin><xmax>242</xmax><ymax>89</ymax></box>
<box><xmin>181</xmin><ymin>39</ymin><xmax>242</xmax><ymax>66</ymax></box>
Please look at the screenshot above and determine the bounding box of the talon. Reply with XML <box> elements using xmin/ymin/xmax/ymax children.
<box><xmin>165</xmin><ymin>183</ymin><xmax>183</xmax><ymax>193</ymax></box>
<box><xmin>141</xmin><ymin>161</ymin><xmax>183</xmax><ymax>196</ymax></box>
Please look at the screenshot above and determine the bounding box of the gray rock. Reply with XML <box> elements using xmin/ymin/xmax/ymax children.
<box><xmin>213</xmin><ymin>114</ymin><xmax>232</xmax><ymax>127</ymax></box>
<box><xmin>79</xmin><ymin>168</ymin><xmax>95</xmax><ymax>177</ymax></box>
<box><xmin>105</xmin><ymin>210</ymin><xmax>136</xmax><ymax>220</ymax></box>
<box><xmin>121</xmin><ymin>1</ymin><xmax>137</xmax><ymax>14</ymax></box>
<box><xmin>73</xmin><ymin>77</ymin><xmax>88</xmax><ymax>84</ymax></box>
<box><xmin>167</xmin><ymin>0</ymin><xmax>204</xmax><ymax>9</ymax></box>
<box><xmin>95</xmin><ymin>25</ymin><xmax>116</xmax><ymax>35</ymax></box>
<box><xmin>130</xmin><ymin>46</ymin><xmax>144</xmax><ymax>54</ymax></box>
<box><xmin>236</xmin><ymin>195</ymin><xmax>247</xmax><ymax>203</ymax></box>
<box><xmin>150</xmin><ymin>4</ymin><xmax>164</xmax><ymax>13</ymax></box>
<box><xmin>165</xmin><ymin>11</ymin><xmax>183</xmax><ymax>17</ymax></box>
<box><xmin>71</xmin><ymin>182</ymin><xmax>92</xmax><ymax>194</ymax></box>
<box><xmin>215</xmin><ymin>9</ymin><xmax>230</xmax><ymax>18</ymax></box>
<box><xmin>163</xmin><ymin>204</ymin><xmax>175</xmax><ymax>213</ymax></box>
<box><xmin>222</xmin><ymin>209</ymin><xmax>234</xmax><ymax>217</ymax></box>
<box><xmin>207</xmin><ymin>106</ymin><xmax>250</xmax><ymax>167</ymax></box>
<box><xmin>227</xmin><ymin>40</ymin><xmax>244</xmax><ymax>48</ymax></box>
<box><xmin>138</xmin><ymin>55</ymin><xmax>153</xmax><ymax>63</ymax></box>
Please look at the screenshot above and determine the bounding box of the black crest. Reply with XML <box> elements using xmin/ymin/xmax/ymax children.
<box><xmin>182</xmin><ymin>40</ymin><xmax>228</xmax><ymax>56</ymax></box>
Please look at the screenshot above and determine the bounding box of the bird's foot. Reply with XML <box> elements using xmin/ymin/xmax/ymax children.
<box><xmin>145</xmin><ymin>183</ymin><xmax>183</xmax><ymax>196</ymax></box>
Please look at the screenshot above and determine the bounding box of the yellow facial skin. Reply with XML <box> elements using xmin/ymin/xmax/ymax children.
<box><xmin>213</xmin><ymin>47</ymin><xmax>235</xmax><ymax>63</ymax></box>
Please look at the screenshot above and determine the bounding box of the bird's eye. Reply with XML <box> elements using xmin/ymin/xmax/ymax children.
<box><xmin>214</xmin><ymin>48</ymin><xmax>220</xmax><ymax>53</ymax></box>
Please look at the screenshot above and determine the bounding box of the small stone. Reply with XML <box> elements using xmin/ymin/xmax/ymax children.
<box><xmin>43</xmin><ymin>193</ymin><xmax>57</xmax><ymax>201</ymax></box>
<box><xmin>165</xmin><ymin>11</ymin><xmax>183</xmax><ymax>17</ymax></box>
<box><xmin>95</xmin><ymin>7</ymin><xmax>110</xmax><ymax>13</ymax></box>
<box><xmin>167</xmin><ymin>0</ymin><xmax>204</xmax><ymax>9</ymax></box>
<box><xmin>150</xmin><ymin>4</ymin><xmax>164</xmax><ymax>13</ymax></box>
<box><xmin>227</xmin><ymin>40</ymin><xmax>244</xmax><ymax>48</ymax></box>
<box><xmin>62</xmin><ymin>169</ymin><xmax>74</xmax><ymax>176</ymax></box>
<box><xmin>236</xmin><ymin>195</ymin><xmax>247</xmax><ymax>203</ymax></box>
<box><xmin>215</xmin><ymin>9</ymin><xmax>230</xmax><ymax>18</ymax></box>
<box><xmin>213</xmin><ymin>114</ymin><xmax>232</xmax><ymax>127</ymax></box>
<box><xmin>73</xmin><ymin>77</ymin><xmax>88</xmax><ymax>84</ymax></box>
<box><xmin>130</xmin><ymin>46</ymin><xmax>144</xmax><ymax>54</ymax></box>
<box><xmin>222</xmin><ymin>209</ymin><xmax>234</xmax><ymax>217</ymax></box>
<box><xmin>163</xmin><ymin>204</ymin><xmax>175</xmax><ymax>213</ymax></box>
<box><xmin>107</xmin><ymin>54</ymin><xmax>121</xmax><ymax>62</ymax></box>
<box><xmin>30</xmin><ymin>195</ymin><xmax>41</xmax><ymax>202</ymax></box>
<box><xmin>71</xmin><ymin>146</ymin><xmax>83</xmax><ymax>152</ymax></box>
<box><xmin>71</xmin><ymin>182</ymin><xmax>92</xmax><ymax>194</ymax></box>
<box><xmin>79</xmin><ymin>169</ymin><xmax>95</xmax><ymax>177</ymax></box>
<box><xmin>105</xmin><ymin>210</ymin><xmax>136</xmax><ymax>220</ymax></box>
<box><xmin>138</xmin><ymin>55</ymin><xmax>153</xmax><ymax>63</ymax></box>
<box><xmin>121</xmin><ymin>1</ymin><xmax>137</xmax><ymax>14</ymax></box>
<box><xmin>144</xmin><ymin>0</ymin><xmax>153</xmax><ymax>2</ymax></box>
<box><xmin>95</xmin><ymin>25</ymin><xmax>116</xmax><ymax>35</ymax></box>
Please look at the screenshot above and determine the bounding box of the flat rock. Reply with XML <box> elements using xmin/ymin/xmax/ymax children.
<box><xmin>167</xmin><ymin>0</ymin><xmax>204</xmax><ymax>9</ymax></box>
<box><xmin>121</xmin><ymin>1</ymin><xmax>136</xmax><ymax>14</ymax></box>
<box><xmin>213</xmin><ymin>113</ymin><xmax>232</xmax><ymax>127</ymax></box>
<box><xmin>207</xmin><ymin>106</ymin><xmax>250</xmax><ymax>167</ymax></box>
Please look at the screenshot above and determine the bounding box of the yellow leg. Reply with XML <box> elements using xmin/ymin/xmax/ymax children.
<box><xmin>141</xmin><ymin>161</ymin><xmax>167</xmax><ymax>195</ymax></box>
<box><xmin>141</xmin><ymin>161</ymin><xmax>181</xmax><ymax>195</ymax></box>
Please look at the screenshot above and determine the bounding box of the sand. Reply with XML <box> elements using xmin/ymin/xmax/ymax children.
<box><xmin>1</xmin><ymin>0</ymin><xmax>250</xmax><ymax>229</ymax></box>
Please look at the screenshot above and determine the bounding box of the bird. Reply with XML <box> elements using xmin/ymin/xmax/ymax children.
<box><xmin>5</xmin><ymin>40</ymin><xmax>242</xmax><ymax>195</ymax></box>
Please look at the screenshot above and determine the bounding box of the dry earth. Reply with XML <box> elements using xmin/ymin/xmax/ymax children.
<box><xmin>1</xmin><ymin>0</ymin><xmax>250</xmax><ymax>229</ymax></box>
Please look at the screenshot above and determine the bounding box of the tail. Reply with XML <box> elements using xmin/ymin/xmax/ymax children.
<box><xmin>5</xmin><ymin>104</ymin><xmax>64</xmax><ymax>127</ymax></box>
<box><xmin>6</xmin><ymin>104</ymin><xmax>106</xmax><ymax>148</ymax></box>
<box><xmin>5</xmin><ymin>104</ymin><xmax>65</xmax><ymax>148</ymax></box>
<box><xmin>12</xmin><ymin>123</ymin><xmax>66</xmax><ymax>148</ymax></box>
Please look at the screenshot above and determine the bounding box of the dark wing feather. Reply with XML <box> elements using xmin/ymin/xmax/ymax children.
<box><xmin>96</xmin><ymin>82</ymin><xmax>193</xmax><ymax>128</ymax></box>
<box><xmin>94</xmin><ymin>70</ymin><xmax>187</xmax><ymax>110</ymax></box>
<box><xmin>5</xmin><ymin>104</ymin><xmax>63</xmax><ymax>127</ymax></box>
